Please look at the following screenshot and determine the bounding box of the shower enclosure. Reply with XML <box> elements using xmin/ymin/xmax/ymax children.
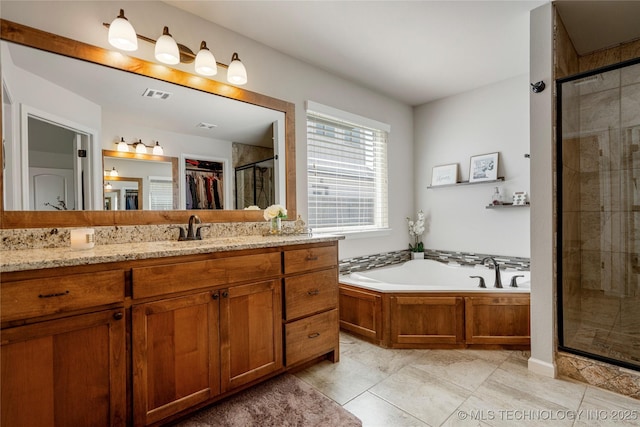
<box><xmin>557</xmin><ymin>58</ymin><xmax>640</xmax><ymax>370</ymax></box>
<box><xmin>234</xmin><ymin>158</ymin><xmax>275</xmax><ymax>209</ymax></box>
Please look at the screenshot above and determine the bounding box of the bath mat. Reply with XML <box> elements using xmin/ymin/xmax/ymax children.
<box><xmin>174</xmin><ymin>374</ymin><xmax>362</xmax><ymax>427</ymax></box>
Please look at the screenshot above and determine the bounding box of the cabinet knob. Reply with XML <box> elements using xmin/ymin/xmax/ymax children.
<box><xmin>307</xmin><ymin>289</ymin><xmax>320</xmax><ymax>296</ymax></box>
<box><xmin>212</xmin><ymin>292</ymin><xmax>219</xmax><ymax>300</ymax></box>
<box><xmin>308</xmin><ymin>332</ymin><xmax>320</xmax><ymax>339</ymax></box>
<box><xmin>306</xmin><ymin>255</ymin><xmax>319</xmax><ymax>261</ymax></box>
<box><xmin>113</xmin><ymin>312</ymin><xmax>124</xmax><ymax>320</ymax></box>
<box><xmin>222</xmin><ymin>291</ymin><xmax>229</xmax><ymax>298</ymax></box>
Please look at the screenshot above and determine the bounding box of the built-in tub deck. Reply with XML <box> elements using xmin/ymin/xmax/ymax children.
<box><xmin>339</xmin><ymin>260</ymin><xmax>531</xmax><ymax>349</ymax></box>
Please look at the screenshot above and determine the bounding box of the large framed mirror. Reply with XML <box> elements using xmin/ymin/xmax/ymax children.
<box><xmin>0</xmin><ymin>20</ymin><xmax>296</xmax><ymax>228</ymax></box>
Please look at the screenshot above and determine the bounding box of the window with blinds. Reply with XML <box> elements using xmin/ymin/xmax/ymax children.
<box><xmin>307</xmin><ymin>102</ymin><xmax>389</xmax><ymax>233</ymax></box>
<box><xmin>148</xmin><ymin>177</ymin><xmax>173</xmax><ymax>210</ymax></box>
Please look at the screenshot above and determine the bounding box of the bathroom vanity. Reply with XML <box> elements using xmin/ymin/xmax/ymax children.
<box><xmin>0</xmin><ymin>236</ymin><xmax>340</xmax><ymax>427</ymax></box>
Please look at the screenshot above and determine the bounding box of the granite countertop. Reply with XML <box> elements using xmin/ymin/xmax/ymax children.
<box><xmin>0</xmin><ymin>234</ymin><xmax>344</xmax><ymax>273</ymax></box>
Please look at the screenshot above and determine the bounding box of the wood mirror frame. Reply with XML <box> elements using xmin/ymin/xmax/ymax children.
<box><xmin>0</xmin><ymin>20</ymin><xmax>296</xmax><ymax>229</ymax></box>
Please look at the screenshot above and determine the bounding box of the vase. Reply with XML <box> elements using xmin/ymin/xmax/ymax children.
<box><xmin>270</xmin><ymin>217</ymin><xmax>282</xmax><ymax>234</ymax></box>
<box><xmin>411</xmin><ymin>252</ymin><xmax>424</xmax><ymax>260</ymax></box>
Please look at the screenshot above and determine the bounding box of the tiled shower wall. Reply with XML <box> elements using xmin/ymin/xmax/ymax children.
<box><xmin>555</xmin><ymin>9</ymin><xmax>640</xmax><ymax>399</ymax></box>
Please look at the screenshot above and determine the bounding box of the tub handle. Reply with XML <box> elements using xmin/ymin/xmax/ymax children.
<box><xmin>307</xmin><ymin>289</ymin><xmax>320</xmax><ymax>296</ymax></box>
<box><xmin>470</xmin><ymin>276</ymin><xmax>486</xmax><ymax>288</ymax></box>
<box><xmin>510</xmin><ymin>275</ymin><xmax>525</xmax><ymax>288</ymax></box>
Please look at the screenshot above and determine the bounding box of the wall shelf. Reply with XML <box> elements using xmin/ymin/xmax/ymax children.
<box><xmin>427</xmin><ymin>177</ymin><xmax>504</xmax><ymax>189</ymax></box>
<box><xmin>485</xmin><ymin>203</ymin><xmax>530</xmax><ymax>209</ymax></box>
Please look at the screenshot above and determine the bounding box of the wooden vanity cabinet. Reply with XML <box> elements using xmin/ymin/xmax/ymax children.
<box><xmin>283</xmin><ymin>244</ymin><xmax>340</xmax><ymax>366</ymax></box>
<box><xmin>0</xmin><ymin>269</ymin><xmax>127</xmax><ymax>427</ymax></box>
<box><xmin>131</xmin><ymin>252</ymin><xmax>283</xmax><ymax>426</ymax></box>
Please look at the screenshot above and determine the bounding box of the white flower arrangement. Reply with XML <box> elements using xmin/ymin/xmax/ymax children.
<box><xmin>263</xmin><ymin>204</ymin><xmax>287</xmax><ymax>221</ymax></box>
<box><xmin>406</xmin><ymin>210</ymin><xmax>425</xmax><ymax>252</ymax></box>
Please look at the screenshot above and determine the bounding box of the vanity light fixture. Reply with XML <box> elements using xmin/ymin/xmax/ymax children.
<box><xmin>110</xmin><ymin>167</ymin><xmax>119</xmax><ymax>177</ymax></box>
<box><xmin>105</xmin><ymin>182</ymin><xmax>113</xmax><ymax>190</ymax></box>
<box><xmin>107</xmin><ymin>9</ymin><xmax>138</xmax><ymax>51</ymax></box>
<box><xmin>152</xmin><ymin>141</ymin><xmax>164</xmax><ymax>155</ymax></box>
<box><xmin>104</xmin><ymin>11</ymin><xmax>248</xmax><ymax>84</ymax></box>
<box><xmin>114</xmin><ymin>137</ymin><xmax>164</xmax><ymax>155</ymax></box>
<box><xmin>154</xmin><ymin>26</ymin><xmax>180</xmax><ymax>65</ymax></box>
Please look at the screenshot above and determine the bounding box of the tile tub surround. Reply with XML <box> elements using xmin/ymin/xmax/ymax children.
<box><xmin>339</xmin><ymin>248</ymin><xmax>530</xmax><ymax>275</ymax></box>
<box><xmin>0</xmin><ymin>233</ymin><xmax>342</xmax><ymax>273</ymax></box>
<box><xmin>0</xmin><ymin>221</ymin><xmax>298</xmax><ymax>251</ymax></box>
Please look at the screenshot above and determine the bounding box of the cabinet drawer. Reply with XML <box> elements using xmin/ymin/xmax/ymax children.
<box><xmin>284</xmin><ymin>269</ymin><xmax>337</xmax><ymax>321</ymax></box>
<box><xmin>284</xmin><ymin>245</ymin><xmax>336</xmax><ymax>275</ymax></box>
<box><xmin>285</xmin><ymin>309</ymin><xmax>338</xmax><ymax>366</ymax></box>
<box><xmin>1</xmin><ymin>270</ymin><xmax>125</xmax><ymax>323</ymax></box>
<box><xmin>133</xmin><ymin>252</ymin><xmax>281</xmax><ymax>299</ymax></box>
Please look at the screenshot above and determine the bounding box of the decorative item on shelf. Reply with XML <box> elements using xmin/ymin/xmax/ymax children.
<box><xmin>104</xmin><ymin>9</ymin><xmax>248</xmax><ymax>84</ymax></box>
<box><xmin>512</xmin><ymin>191</ymin><xmax>528</xmax><ymax>205</ymax></box>
<box><xmin>430</xmin><ymin>163</ymin><xmax>458</xmax><ymax>186</ymax></box>
<box><xmin>469</xmin><ymin>152</ymin><xmax>499</xmax><ymax>183</ymax></box>
<box><xmin>407</xmin><ymin>210</ymin><xmax>426</xmax><ymax>259</ymax></box>
<box><xmin>114</xmin><ymin>137</ymin><xmax>164</xmax><ymax>155</ymax></box>
<box><xmin>491</xmin><ymin>186</ymin><xmax>503</xmax><ymax>205</ymax></box>
<box><xmin>293</xmin><ymin>215</ymin><xmax>306</xmax><ymax>234</ymax></box>
<box><xmin>264</xmin><ymin>204</ymin><xmax>287</xmax><ymax>235</ymax></box>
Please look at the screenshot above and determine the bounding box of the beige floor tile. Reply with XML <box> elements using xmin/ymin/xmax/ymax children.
<box><xmin>341</xmin><ymin>334</ymin><xmax>426</xmax><ymax>377</ymax></box>
<box><xmin>410</xmin><ymin>349</ymin><xmax>501</xmax><ymax>392</ymax></box>
<box><xmin>370</xmin><ymin>365</ymin><xmax>471</xmax><ymax>427</ymax></box>
<box><xmin>574</xmin><ymin>385</ymin><xmax>640</xmax><ymax>426</ymax></box>
<box><xmin>294</xmin><ymin>356</ymin><xmax>387</xmax><ymax>405</ymax></box>
<box><xmin>343</xmin><ymin>391</ymin><xmax>429</xmax><ymax>427</ymax></box>
<box><xmin>493</xmin><ymin>361</ymin><xmax>587</xmax><ymax>411</ymax></box>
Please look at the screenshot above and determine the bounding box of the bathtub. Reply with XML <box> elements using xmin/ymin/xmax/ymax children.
<box><xmin>340</xmin><ymin>259</ymin><xmax>530</xmax><ymax>293</ymax></box>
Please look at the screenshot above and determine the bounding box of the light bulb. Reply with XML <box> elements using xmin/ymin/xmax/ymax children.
<box><xmin>136</xmin><ymin>140</ymin><xmax>147</xmax><ymax>154</ymax></box>
<box><xmin>195</xmin><ymin>41</ymin><xmax>217</xmax><ymax>76</ymax></box>
<box><xmin>227</xmin><ymin>52</ymin><xmax>247</xmax><ymax>85</ymax></box>
<box><xmin>116</xmin><ymin>137</ymin><xmax>129</xmax><ymax>152</ymax></box>
<box><xmin>108</xmin><ymin>9</ymin><xmax>138</xmax><ymax>51</ymax></box>
<box><xmin>155</xmin><ymin>26</ymin><xmax>180</xmax><ymax>65</ymax></box>
<box><xmin>152</xmin><ymin>141</ymin><xmax>164</xmax><ymax>155</ymax></box>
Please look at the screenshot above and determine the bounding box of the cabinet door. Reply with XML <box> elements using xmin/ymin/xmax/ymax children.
<box><xmin>464</xmin><ymin>296</ymin><xmax>530</xmax><ymax>345</ymax></box>
<box><xmin>220</xmin><ymin>280</ymin><xmax>283</xmax><ymax>391</ymax></box>
<box><xmin>1</xmin><ymin>308</ymin><xmax>126</xmax><ymax>427</ymax></box>
<box><xmin>390</xmin><ymin>296</ymin><xmax>464</xmax><ymax>345</ymax></box>
<box><xmin>132</xmin><ymin>292</ymin><xmax>219</xmax><ymax>426</ymax></box>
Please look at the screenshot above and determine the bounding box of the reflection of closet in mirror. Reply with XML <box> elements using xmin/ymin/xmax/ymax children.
<box><xmin>185</xmin><ymin>158</ymin><xmax>225</xmax><ymax>210</ymax></box>
<box><xmin>103</xmin><ymin>177</ymin><xmax>142</xmax><ymax>210</ymax></box>
<box><xmin>235</xmin><ymin>158</ymin><xmax>275</xmax><ymax>209</ymax></box>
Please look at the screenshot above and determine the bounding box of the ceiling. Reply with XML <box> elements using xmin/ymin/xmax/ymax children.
<box><xmin>165</xmin><ymin>0</ymin><xmax>640</xmax><ymax>106</ymax></box>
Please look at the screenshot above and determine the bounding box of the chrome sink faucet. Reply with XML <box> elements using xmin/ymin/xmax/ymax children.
<box><xmin>482</xmin><ymin>256</ymin><xmax>503</xmax><ymax>288</ymax></box>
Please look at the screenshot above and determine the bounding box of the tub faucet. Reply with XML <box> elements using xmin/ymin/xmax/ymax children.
<box><xmin>482</xmin><ymin>256</ymin><xmax>503</xmax><ymax>288</ymax></box>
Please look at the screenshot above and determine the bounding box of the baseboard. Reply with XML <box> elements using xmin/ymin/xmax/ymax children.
<box><xmin>528</xmin><ymin>357</ymin><xmax>557</xmax><ymax>378</ymax></box>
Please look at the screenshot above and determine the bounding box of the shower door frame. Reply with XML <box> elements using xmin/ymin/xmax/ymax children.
<box><xmin>556</xmin><ymin>56</ymin><xmax>640</xmax><ymax>372</ymax></box>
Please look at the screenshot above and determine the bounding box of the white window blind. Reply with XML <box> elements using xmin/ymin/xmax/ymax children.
<box><xmin>307</xmin><ymin>102</ymin><xmax>389</xmax><ymax>233</ymax></box>
<box><xmin>149</xmin><ymin>177</ymin><xmax>173</xmax><ymax>210</ymax></box>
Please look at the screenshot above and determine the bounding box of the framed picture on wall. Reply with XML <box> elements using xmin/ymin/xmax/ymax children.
<box><xmin>469</xmin><ymin>152</ymin><xmax>499</xmax><ymax>183</ymax></box>
<box><xmin>430</xmin><ymin>163</ymin><xmax>458</xmax><ymax>186</ymax></box>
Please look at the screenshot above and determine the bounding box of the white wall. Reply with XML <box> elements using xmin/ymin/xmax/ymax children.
<box><xmin>414</xmin><ymin>75</ymin><xmax>531</xmax><ymax>257</ymax></box>
<box><xmin>0</xmin><ymin>0</ymin><xmax>414</xmax><ymax>259</ymax></box>
<box><xmin>528</xmin><ymin>2</ymin><xmax>556</xmax><ymax>378</ymax></box>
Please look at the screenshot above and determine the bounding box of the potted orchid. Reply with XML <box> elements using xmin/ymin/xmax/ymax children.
<box><xmin>406</xmin><ymin>210</ymin><xmax>425</xmax><ymax>259</ymax></box>
<box><xmin>264</xmin><ymin>204</ymin><xmax>287</xmax><ymax>234</ymax></box>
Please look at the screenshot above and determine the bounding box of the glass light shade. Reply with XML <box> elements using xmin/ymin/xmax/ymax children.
<box><xmin>152</xmin><ymin>141</ymin><xmax>164</xmax><ymax>155</ymax></box>
<box><xmin>116</xmin><ymin>137</ymin><xmax>129</xmax><ymax>152</ymax></box>
<box><xmin>155</xmin><ymin>27</ymin><xmax>180</xmax><ymax>65</ymax></box>
<box><xmin>195</xmin><ymin>42</ymin><xmax>217</xmax><ymax>76</ymax></box>
<box><xmin>110</xmin><ymin>167</ymin><xmax>119</xmax><ymax>177</ymax></box>
<box><xmin>105</xmin><ymin>182</ymin><xmax>112</xmax><ymax>190</ymax></box>
<box><xmin>227</xmin><ymin>52</ymin><xmax>247</xmax><ymax>85</ymax></box>
<box><xmin>108</xmin><ymin>10</ymin><xmax>138</xmax><ymax>51</ymax></box>
<box><xmin>136</xmin><ymin>142</ymin><xmax>147</xmax><ymax>154</ymax></box>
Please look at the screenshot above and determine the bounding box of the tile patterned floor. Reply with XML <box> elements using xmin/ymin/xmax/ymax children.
<box><xmin>294</xmin><ymin>333</ymin><xmax>640</xmax><ymax>426</ymax></box>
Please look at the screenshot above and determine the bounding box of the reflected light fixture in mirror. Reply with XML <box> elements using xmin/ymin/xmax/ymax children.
<box><xmin>106</xmin><ymin>9</ymin><xmax>247</xmax><ymax>84</ymax></box>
